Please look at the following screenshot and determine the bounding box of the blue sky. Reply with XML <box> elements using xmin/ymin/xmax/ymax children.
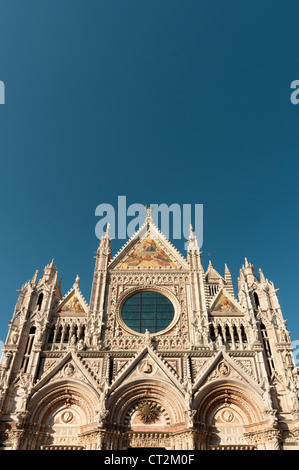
<box><xmin>0</xmin><ymin>1</ymin><xmax>299</xmax><ymax>346</ymax></box>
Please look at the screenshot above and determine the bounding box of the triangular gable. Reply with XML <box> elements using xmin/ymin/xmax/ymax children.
<box><xmin>117</xmin><ymin>235</ymin><xmax>177</xmax><ymax>269</ymax></box>
<box><xmin>54</xmin><ymin>285</ymin><xmax>89</xmax><ymax>315</ymax></box>
<box><xmin>59</xmin><ymin>293</ymin><xmax>85</xmax><ymax>313</ymax></box>
<box><xmin>109</xmin><ymin>220</ymin><xmax>189</xmax><ymax>270</ymax></box>
<box><xmin>193</xmin><ymin>350</ymin><xmax>262</xmax><ymax>395</ymax></box>
<box><xmin>109</xmin><ymin>346</ymin><xmax>185</xmax><ymax>395</ymax></box>
<box><xmin>209</xmin><ymin>288</ymin><xmax>243</xmax><ymax>314</ymax></box>
<box><xmin>31</xmin><ymin>351</ymin><xmax>101</xmax><ymax>395</ymax></box>
<box><xmin>205</xmin><ymin>261</ymin><xmax>224</xmax><ymax>282</ymax></box>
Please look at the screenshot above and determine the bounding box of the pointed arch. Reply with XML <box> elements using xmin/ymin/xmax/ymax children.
<box><xmin>37</xmin><ymin>292</ymin><xmax>44</xmax><ymax>310</ymax></box>
<box><xmin>193</xmin><ymin>379</ymin><xmax>267</xmax><ymax>449</ymax></box>
<box><xmin>253</xmin><ymin>292</ymin><xmax>260</xmax><ymax>309</ymax></box>
<box><xmin>107</xmin><ymin>380</ymin><xmax>186</xmax><ymax>429</ymax></box>
<box><xmin>225</xmin><ymin>324</ymin><xmax>232</xmax><ymax>343</ymax></box>
<box><xmin>24</xmin><ymin>379</ymin><xmax>100</xmax><ymax>449</ymax></box>
<box><xmin>194</xmin><ymin>380</ymin><xmax>265</xmax><ymax>425</ymax></box>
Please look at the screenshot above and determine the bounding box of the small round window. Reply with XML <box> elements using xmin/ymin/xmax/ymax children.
<box><xmin>121</xmin><ymin>291</ymin><xmax>175</xmax><ymax>334</ymax></box>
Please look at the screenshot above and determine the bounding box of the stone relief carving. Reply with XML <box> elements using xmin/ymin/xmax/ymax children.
<box><xmin>61</xmin><ymin>410</ymin><xmax>73</xmax><ymax>424</ymax></box>
<box><xmin>140</xmin><ymin>360</ymin><xmax>154</xmax><ymax>375</ymax></box>
<box><xmin>64</xmin><ymin>363</ymin><xmax>75</xmax><ymax>377</ymax></box>
<box><xmin>221</xmin><ymin>409</ymin><xmax>235</xmax><ymax>423</ymax></box>
<box><xmin>217</xmin><ymin>362</ymin><xmax>230</xmax><ymax>377</ymax></box>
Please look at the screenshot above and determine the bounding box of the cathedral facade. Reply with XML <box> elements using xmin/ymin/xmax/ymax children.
<box><xmin>0</xmin><ymin>212</ymin><xmax>299</xmax><ymax>450</ymax></box>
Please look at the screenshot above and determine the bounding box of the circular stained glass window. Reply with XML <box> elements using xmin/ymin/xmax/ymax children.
<box><xmin>121</xmin><ymin>291</ymin><xmax>175</xmax><ymax>334</ymax></box>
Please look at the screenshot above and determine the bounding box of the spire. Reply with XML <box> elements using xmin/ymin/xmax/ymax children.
<box><xmin>90</xmin><ymin>222</ymin><xmax>112</xmax><ymax>320</ymax></box>
<box><xmin>31</xmin><ymin>270</ymin><xmax>39</xmax><ymax>285</ymax></box>
<box><xmin>205</xmin><ymin>260</ymin><xmax>223</xmax><ymax>282</ymax></box>
<box><xmin>259</xmin><ymin>268</ymin><xmax>266</xmax><ymax>283</ymax></box>
<box><xmin>224</xmin><ymin>263</ymin><xmax>234</xmax><ymax>297</ymax></box>
<box><xmin>187</xmin><ymin>224</ymin><xmax>199</xmax><ymax>252</ymax></box>
<box><xmin>42</xmin><ymin>259</ymin><xmax>57</xmax><ymax>284</ymax></box>
<box><xmin>243</xmin><ymin>257</ymin><xmax>255</xmax><ymax>269</ymax></box>
<box><xmin>97</xmin><ymin>223</ymin><xmax>112</xmax><ymax>258</ymax></box>
<box><xmin>187</xmin><ymin>224</ymin><xmax>202</xmax><ymax>270</ymax></box>
<box><xmin>241</xmin><ymin>257</ymin><xmax>255</xmax><ymax>285</ymax></box>
<box><xmin>237</xmin><ymin>268</ymin><xmax>246</xmax><ymax>294</ymax></box>
<box><xmin>104</xmin><ymin>223</ymin><xmax>110</xmax><ymax>239</ymax></box>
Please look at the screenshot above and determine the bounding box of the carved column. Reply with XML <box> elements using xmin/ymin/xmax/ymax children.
<box><xmin>265</xmin><ymin>429</ymin><xmax>282</xmax><ymax>450</ymax></box>
<box><xmin>9</xmin><ymin>430</ymin><xmax>25</xmax><ymax>450</ymax></box>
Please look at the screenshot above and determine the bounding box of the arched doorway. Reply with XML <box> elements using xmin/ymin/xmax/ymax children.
<box><xmin>107</xmin><ymin>380</ymin><xmax>187</xmax><ymax>450</ymax></box>
<box><xmin>43</xmin><ymin>400</ymin><xmax>85</xmax><ymax>448</ymax></box>
<box><xmin>209</xmin><ymin>403</ymin><xmax>253</xmax><ymax>449</ymax></box>
<box><xmin>24</xmin><ymin>380</ymin><xmax>99</xmax><ymax>450</ymax></box>
<box><xmin>193</xmin><ymin>381</ymin><xmax>266</xmax><ymax>450</ymax></box>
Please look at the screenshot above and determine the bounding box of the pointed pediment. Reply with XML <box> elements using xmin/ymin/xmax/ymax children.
<box><xmin>54</xmin><ymin>286</ymin><xmax>89</xmax><ymax>315</ymax></box>
<box><xmin>58</xmin><ymin>292</ymin><xmax>85</xmax><ymax>313</ymax></box>
<box><xmin>209</xmin><ymin>288</ymin><xmax>243</xmax><ymax>315</ymax></box>
<box><xmin>109</xmin><ymin>221</ymin><xmax>188</xmax><ymax>270</ymax></box>
<box><xmin>205</xmin><ymin>261</ymin><xmax>224</xmax><ymax>282</ymax></box>
<box><xmin>109</xmin><ymin>346</ymin><xmax>184</xmax><ymax>395</ymax></box>
<box><xmin>117</xmin><ymin>235</ymin><xmax>178</xmax><ymax>269</ymax></box>
<box><xmin>193</xmin><ymin>350</ymin><xmax>262</xmax><ymax>395</ymax></box>
<box><xmin>32</xmin><ymin>351</ymin><xmax>101</xmax><ymax>395</ymax></box>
